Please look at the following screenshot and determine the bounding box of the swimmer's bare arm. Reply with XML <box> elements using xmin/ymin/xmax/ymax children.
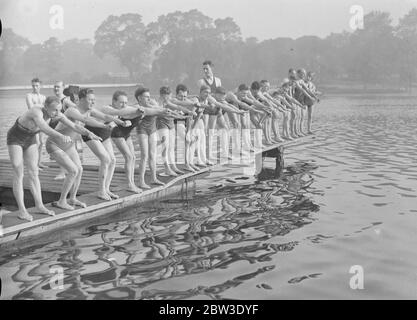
<box><xmin>62</xmin><ymin>98</ymin><xmax>77</xmax><ymax>110</ymax></box>
<box><xmin>207</xmin><ymin>95</ymin><xmax>244</xmax><ymax>114</ymax></box>
<box><xmin>90</xmin><ymin>109</ymin><xmax>127</xmax><ymax>127</ymax></box>
<box><xmin>263</xmin><ymin>92</ymin><xmax>287</xmax><ymax>112</ymax></box>
<box><xmin>25</xmin><ymin>94</ymin><xmax>34</xmax><ymax>110</ymax></box>
<box><xmin>284</xmin><ymin>93</ymin><xmax>303</xmax><ymax>108</ymax></box>
<box><xmin>245</xmin><ymin>94</ymin><xmax>273</xmax><ymax>115</ymax></box>
<box><xmin>274</xmin><ymin>95</ymin><xmax>293</xmax><ymax>110</ymax></box>
<box><xmin>167</xmin><ymin>98</ymin><xmax>197</xmax><ymax>116</ymax></box>
<box><xmin>99</xmin><ymin>105</ymin><xmax>143</xmax><ymax>117</ymax></box>
<box><xmin>65</xmin><ymin>107</ymin><xmax>108</xmax><ymax>128</ymax></box>
<box><xmin>296</xmin><ymin>82</ymin><xmax>318</xmax><ymax>101</ymax></box>
<box><xmin>32</xmin><ymin>111</ymin><xmax>71</xmax><ymax>143</ymax></box>
<box><xmin>226</xmin><ymin>92</ymin><xmax>263</xmax><ymax>114</ymax></box>
<box><xmin>58</xmin><ymin>114</ymin><xmax>102</xmax><ymax>141</ymax></box>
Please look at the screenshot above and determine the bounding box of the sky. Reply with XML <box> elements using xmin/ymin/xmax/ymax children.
<box><xmin>1</xmin><ymin>0</ymin><xmax>417</xmax><ymax>43</ymax></box>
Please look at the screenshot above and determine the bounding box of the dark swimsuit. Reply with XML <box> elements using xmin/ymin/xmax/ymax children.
<box><xmin>7</xmin><ymin>109</ymin><xmax>48</xmax><ymax>150</ymax></box>
<box><xmin>82</xmin><ymin>125</ymin><xmax>112</xmax><ymax>142</ymax></box>
<box><xmin>156</xmin><ymin>101</ymin><xmax>174</xmax><ymax>130</ymax></box>
<box><xmin>111</xmin><ymin>116</ymin><xmax>143</xmax><ymax>140</ymax></box>
<box><xmin>202</xmin><ymin>77</ymin><xmax>223</xmax><ymax>115</ymax></box>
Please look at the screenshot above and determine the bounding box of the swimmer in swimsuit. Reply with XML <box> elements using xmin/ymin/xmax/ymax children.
<box><xmin>156</xmin><ymin>86</ymin><xmax>191</xmax><ymax>177</ymax></box>
<box><xmin>135</xmin><ymin>86</ymin><xmax>176</xmax><ymax>189</ymax></box>
<box><xmin>45</xmin><ymin>105</ymin><xmax>102</xmax><ymax>210</ymax></box>
<box><xmin>260</xmin><ymin>80</ymin><xmax>292</xmax><ymax>142</ymax></box>
<box><xmin>296</xmin><ymin>69</ymin><xmax>319</xmax><ymax>135</ymax></box>
<box><xmin>52</xmin><ymin>84</ymin><xmax>80</xmax><ymax>180</ymax></box>
<box><xmin>104</xmin><ymin>90</ymin><xmax>146</xmax><ymax>194</ymax></box>
<box><xmin>25</xmin><ymin>78</ymin><xmax>47</xmax><ymax>169</ymax></box>
<box><xmin>7</xmin><ymin>96</ymin><xmax>72</xmax><ymax>221</ymax></box>
<box><xmin>305</xmin><ymin>71</ymin><xmax>321</xmax><ymax>134</ymax></box>
<box><xmin>171</xmin><ymin>84</ymin><xmax>201</xmax><ymax>173</ymax></box>
<box><xmin>78</xmin><ymin>88</ymin><xmax>130</xmax><ymax>201</ymax></box>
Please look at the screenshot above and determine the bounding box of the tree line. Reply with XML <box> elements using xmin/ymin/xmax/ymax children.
<box><xmin>1</xmin><ymin>8</ymin><xmax>417</xmax><ymax>92</ymax></box>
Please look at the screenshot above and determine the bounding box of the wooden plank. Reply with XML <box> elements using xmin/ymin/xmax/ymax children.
<box><xmin>0</xmin><ymin>136</ymin><xmax>312</xmax><ymax>246</ymax></box>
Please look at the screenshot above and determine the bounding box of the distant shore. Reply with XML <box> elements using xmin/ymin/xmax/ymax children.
<box><xmin>0</xmin><ymin>82</ymin><xmax>415</xmax><ymax>96</ymax></box>
<box><xmin>0</xmin><ymin>83</ymin><xmax>138</xmax><ymax>91</ymax></box>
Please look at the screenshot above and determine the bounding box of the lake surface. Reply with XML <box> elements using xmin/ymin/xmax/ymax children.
<box><xmin>1</xmin><ymin>88</ymin><xmax>417</xmax><ymax>299</ymax></box>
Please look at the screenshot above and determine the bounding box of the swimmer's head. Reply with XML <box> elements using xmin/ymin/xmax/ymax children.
<box><xmin>260</xmin><ymin>80</ymin><xmax>270</xmax><ymax>92</ymax></box>
<box><xmin>200</xmin><ymin>85</ymin><xmax>211</xmax><ymax>99</ymax></box>
<box><xmin>297</xmin><ymin>68</ymin><xmax>307</xmax><ymax>80</ymax></box>
<box><xmin>250</xmin><ymin>81</ymin><xmax>261</xmax><ymax>94</ymax></box>
<box><xmin>307</xmin><ymin>71</ymin><xmax>315</xmax><ymax>81</ymax></box>
<box><xmin>176</xmin><ymin>84</ymin><xmax>188</xmax><ymax>100</ymax></box>
<box><xmin>203</xmin><ymin>60</ymin><xmax>214</xmax><ymax>77</ymax></box>
<box><xmin>214</xmin><ymin>86</ymin><xmax>226</xmax><ymax>100</ymax></box>
<box><xmin>54</xmin><ymin>81</ymin><xmax>65</xmax><ymax>96</ymax></box>
<box><xmin>288</xmin><ymin>68</ymin><xmax>297</xmax><ymax>81</ymax></box>
<box><xmin>79</xmin><ymin>88</ymin><xmax>95</xmax><ymax>110</ymax></box>
<box><xmin>31</xmin><ymin>78</ymin><xmax>41</xmax><ymax>93</ymax></box>
<box><xmin>237</xmin><ymin>84</ymin><xmax>250</xmax><ymax>98</ymax></box>
<box><xmin>281</xmin><ymin>78</ymin><xmax>291</xmax><ymax>88</ymax></box>
<box><xmin>135</xmin><ymin>86</ymin><xmax>151</xmax><ymax>106</ymax></box>
<box><xmin>159</xmin><ymin>86</ymin><xmax>171</xmax><ymax>100</ymax></box>
<box><xmin>44</xmin><ymin>96</ymin><xmax>62</xmax><ymax>118</ymax></box>
<box><xmin>112</xmin><ymin>90</ymin><xmax>128</xmax><ymax>109</ymax></box>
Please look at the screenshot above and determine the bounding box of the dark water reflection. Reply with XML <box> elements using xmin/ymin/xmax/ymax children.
<box><xmin>2</xmin><ymin>94</ymin><xmax>417</xmax><ymax>299</ymax></box>
<box><xmin>0</xmin><ymin>160</ymin><xmax>319</xmax><ymax>300</ymax></box>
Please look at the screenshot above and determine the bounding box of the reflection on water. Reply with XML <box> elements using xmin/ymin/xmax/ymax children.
<box><xmin>2</xmin><ymin>93</ymin><xmax>417</xmax><ymax>299</ymax></box>
<box><xmin>0</xmin><ymin>160</ymin><xmax>319</xmax><ymax>300</ymax></box>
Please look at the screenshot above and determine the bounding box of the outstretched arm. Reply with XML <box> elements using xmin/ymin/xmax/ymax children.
<box><xmin>91</xmin><ymin>108</ymin><xmax>126</xmax><ymax>126</ymax></box>
<box><xmin>58</xmin><ymin>114</ymin><xmax>102</xmax><ymax>140</ymax></box>
<box><xmin>65</xmin><ymin>107</ymin><xmax>108</xmax><ymax>128</ymax></box>
<box><xmin>165</xmin><ymin>99</ymin><xmax>197</xmax><ymax>116</ymax></box>
<box><xmin>99</xmin><ymin>105</ymin><xmax>143</xmax><ymax>117</ymax></box>
<box><xmin>25</xmin><ymin>94</ymin><xmax>34</xmax><ymax>110</ymax></box>
<box><xmin>32</xmin><ymin>112</ymin><xmax>71</xmax><ymax>143</ymax></box>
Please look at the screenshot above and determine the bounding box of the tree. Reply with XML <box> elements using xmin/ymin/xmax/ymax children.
<box><xmin>0</xmin><ymin>28</ymin><xmax>31</xmax><ymax>84</ymax></box>
<box><xmin>94</xmin><ymin>13</ymin><xmax>150</xmax><ymax>81</ymax></box>
<box><xmin>348</xmin><ymin>11</ymin><xmax>398</xmax><ymax>86</ymax></box>
<box><xmin>395</xmin><ymin>8</ymin><xmax>417</xmax><ymax>91</ymax></box>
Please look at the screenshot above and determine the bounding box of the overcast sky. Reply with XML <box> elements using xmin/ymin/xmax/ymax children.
<box><xmin>1</xmin><ymin>0</ymin><xmax>416</xmax><ymax>43</ymax></box>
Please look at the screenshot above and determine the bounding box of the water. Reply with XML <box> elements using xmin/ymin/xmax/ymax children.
<box><xmin>1</xmin><ymin>90</ymin><xmax>417</xmax><ymax>299</ymax></box>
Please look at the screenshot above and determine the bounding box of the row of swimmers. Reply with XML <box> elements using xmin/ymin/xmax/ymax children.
<box><xmin>6</xmin><ymin>66</ymin><xmax>320</xmax><ymax>222</ymax></box>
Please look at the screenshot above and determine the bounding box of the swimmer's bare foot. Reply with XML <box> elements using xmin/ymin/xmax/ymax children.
<box><xmin>150</xmin><ymin>179</ymin><xmax>165</xmax><ymax>186</ymax></box>
<box><xmin>307</xmin><ymin>130</ymin><xmax>313</xmax><ymax>135</ymax></box>
<box><xmin>98</xmin><ymin>191</ymin><xmax>112</xmax><ymax>201</ymax></box>
<box><xmin>195</xmin><ymin>162</ymin><xmax>207</xmax><ymax>167</ymax></box>
<box><xmin>52</xmin><ymin>201</ymin><xmax>74</xmax><ymax>211</ymax></box>
<box><xmin>107</xmin><ymin>191</ymin><xmax>119</xmax><ymax>199</ymax></box>
<box><xmin>18</xmin><ymin>211</ymin><xmax>33</xmax><ymax>222</ymax></box>
<box><xmin>127</xmin><ymin>185</ymin><xmax>142</xmax><ymax>194</ymax></box>
<box><xmin>54</xmin><ymin>173</ymin><xmax>66</xmax><ymax>180</ymax></box>
<box><xmin>190</xmin><ymin>164</ymin><xmax>200</xmax><ymax>171</ymax></box>
<box><xmin>172</xmin><ymin>167</ymin><xmax>184</xmax><ymax>174</ymax></box>
<box><xmin>206</xmin><ymin>160</ymin><xmax>215</xmax><ymax>166</ymax></box>
<box><xmin>138</xmin><ymin>182</ymin><xmax>151</xmax><ymax>189</ymax></box>
<box><xmin>183</xmin><ymin>165</ymin><xmax>196</xmax><ymax>172</ymax></box>
<box><xmin>163</xmin><ymin>168</ymin><xmax>178</xmax><ymax>177</ymax></box>
<box><xmin>38</xmin><ymin>163</ymin><xmax>48</xmax><ymax>169</ymax></box>
<box><xmin>68</xmin><ymin>198</ymin><xmax>87</xmax><ymax>208</ymax></box>
<box><xmin>34</xmin><ymin>205</ymin><xmax>56</xmax><ymax>216</ymax></box>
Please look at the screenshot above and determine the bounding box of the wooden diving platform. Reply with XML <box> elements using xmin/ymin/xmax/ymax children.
<box><xmin>0</xmin><ymin>136</ymin><xmax>312</xmax><ymax>247</ymax></box>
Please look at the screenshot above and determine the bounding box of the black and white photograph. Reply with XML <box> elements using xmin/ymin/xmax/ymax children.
<box><xmin>0</xmin><ymin>0</ymin><xmax>417</xmax><ymax>303</ymax></box>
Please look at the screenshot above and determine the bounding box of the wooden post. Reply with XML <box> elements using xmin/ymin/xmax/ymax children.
<box><xmin>275</xmin><ymin>146</ymin><xmax>284</xmax><ymax>177</ymax></box>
